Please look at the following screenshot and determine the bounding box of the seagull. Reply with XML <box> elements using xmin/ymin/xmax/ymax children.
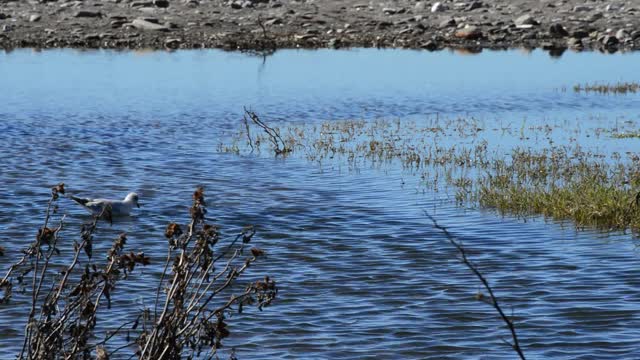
<box><xmin>67</xmin><ymin>192</ymin><xmax>141</xmax><ymax>217</ymax></box>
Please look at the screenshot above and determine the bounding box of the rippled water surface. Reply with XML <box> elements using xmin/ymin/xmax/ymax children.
<box><xmin>1</xmin><ymin>48</ymin><xmax>640</xmax><ymax>359</ymax></box>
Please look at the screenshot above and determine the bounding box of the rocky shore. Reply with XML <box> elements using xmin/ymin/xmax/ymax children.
<box><xmin>0</xmin><ymin>0</ymin><xmax>638</xmax><ymax>54</ymax></box>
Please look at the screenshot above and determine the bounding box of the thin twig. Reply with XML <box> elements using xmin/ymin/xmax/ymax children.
<box><xmin>425</xmin><ymin>211</ymin><xmax>526</xmax><ymax>360</ymax></box>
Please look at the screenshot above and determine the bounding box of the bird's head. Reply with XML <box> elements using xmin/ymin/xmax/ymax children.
<box><xmin>125</xmin><ymin>192</ymin><xmax>141</xmax><ymax>208</ymax></box>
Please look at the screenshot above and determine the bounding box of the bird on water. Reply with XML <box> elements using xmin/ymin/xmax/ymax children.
<box><xmin>67</xmin><ymin>192</ymin><xmax>141</xmax><ymax>217</ymax></box>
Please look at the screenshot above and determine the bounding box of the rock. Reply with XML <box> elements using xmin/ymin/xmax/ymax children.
<box><xmin>466</xmin><ymin>1</ymin><xmax>483</xmax><ymax>11</ymax></box>
<box><xmin>601</xmin><ymin>34</ymin><xmax>619</xmax><ymax>46</ymax></box>
<box><xmin>514</xmin><ymin>14</ymin><xmax>539</xmax><ymax>28</ymax></box>
<box><xmin>571</xmin><ymin>29</ymin><xmax>589</xmax><ymax>39</ymax></box>
<box><xmin>264</xmin><ymin>18</ymin><xmax>282</xmax><ymax>26</ymax></box>
<box><xmin>111</xmin><ymin>20</ymin><xmax>128</xmax><ymax>29</ymax></box>
<box><xmin>29</xmin><ymin>14</ymin><xmax>42</xmax><ymax>23</ymax></box>
<box><xmin>153</xmin><ymin>0</ymin><xmax>170</xmax><ymax>8</ymax></box>
<box><xmin>131</xmin><ymin>18</ymin><xmax>170</xmax><ymax>31</ymax></box>
<box><xmin>131</xmin><ymin>1</ymin><xmax>154</xmax><ymax>7</ymax></box>
<box><xmin>164</xmin><ymin>38</ymin><xmax>182</xmax><ymax>48</ymax></box>
<box><xmin>230</xmin><ymin>1</ymin><xmax>242</xmax><ymax>9</ymax></box>
<box><xmin>0</xmin><ymin>13</ymin><xmax>11</xmax><ymax>20</ymax></box>
<box><xmin>567</xmin><ymin>37</ymin><xmax>583</xmax><ymax>48</ymax></box>
<box><xmin>573</xmin><ymin>5</ymin><xmax>592</xmax><ymax>12</ymax></box>
<box><xmin>431</xmin><ymin>2</ymin><xmax>447</xmax><ymax>13</ymax></box>
<box><xmin>84</xmin><ymin>33</ymin><xmax>100</xmax><ymax>41</ymax></box>
<box><xmin>615</xmin><ymin>29</ymin><xmax>629</xmax><ymax>40</ymax></box>
<box><xmin>383</xmin><ymin>8</ymin><xmax>403</xmax><ymax>15</ymax></box>
<box><xmin>74</xmin><ymin>11</ymin><xmax>103</xmax><ymax>18</ymax></box>
<box><xmin>421</xmin><ymin>40</ymin><xmax>438</xmax><ymax>50</ymax></box>
<box><xmin>605</xmin><ymin>4</ymin><xmax>620</xmax><ymax>12</ymax></box>
<box><xmin>454</xmin><ymin>25</ymin><xmax>482</xmax><ymax>39</ymax></box>
<box><xmin>549</xmin><ymin>23</ymin><xmax>568</xmax><ymax>37</ymax></box>
<box><xmin>439</xmin><ymin>18</ymin><xmax>456</xmax><ymax>28</ymax></box>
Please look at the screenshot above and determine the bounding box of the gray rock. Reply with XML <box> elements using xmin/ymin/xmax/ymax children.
<box><xmin>383</xmin><ymin>8</ymin><xmax>403</xmax><ymax>15</ymax></box>
<box><xmin>454</xmin><ymin>25</ymin><xmax>482</xmax><ymax>39</ymax></box>
<box><xmin>466</xmin><ymin>1</ymin><xmax>483</xmax><ymax>11</ymax></box>
<box><xmin>0</xmin><ymin>13</ymin><xmax>11</xmax><ymax>20</ymax></box>
<box><xmin>431</xmin><ymin>2</ymin><xmax>447</xmax><ymax>13</ymax></box>
<box><xmin>439</xmin><ymin>18</ymin><xmax>456</xmax><ymax>28</ymax></box>
<box><xmin>154</xmin><ymin>0</ymin><xmax>170</xmax><ymax>8</ymax></box>
<box><xmin>131</xmin><ymin>18</ymin><xmax>170</xmax><ymax>31</ymax></box>
<box><xmin>29</xmin><ymin>14</ymin><xmax>42</xmax><ymax>23</ymax></box>
<box><xmin>615</xmin><ymin>29</ymin><xmax>629</xmax><ymax>40</ymax></box>
<box><xmin>571</xmin><ymin>29</ymin><xmax>589</xmax><ymax>39</ymax></box>
<box><xmin>567</xmin><ymin>37</ymin><xmax>583</xmax><ymax>48</ymax></box>
<box><xmin>601</xmin><ymin>34</ymin><xmax>619</xmax><ymax>46</ymax></box>
<box><xmin>131</xmin><ymin>1</ymin><xmax>154</xmax><ymax>7</ymax></box>
<box><xmin>164</xmin><ymin>38</ymin><xmax>182</xmax><ymax>48</ymax></box>
<box><xmin>74</xmin><ymin>11</ymin><xmax>103</xmax><ymax>18</ymax></box>
<box><xmin>514</xmin><ymin>14</ymin><xmax>539</xmax><ymax>28</ymax></box>
<box><xmin>573</xmin><ymin>5</ymin><xmax>592</xmax><ymax>12</ymax></box>
<box><xmin>549</xmin><ymin>23</ymin><xmax>568</xmax><ymax>37</ymax></box>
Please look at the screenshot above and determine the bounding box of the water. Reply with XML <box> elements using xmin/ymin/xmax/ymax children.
<box><xmin>1</xmin><ymin>48</ymin><xmax>640</xmax><ymax>359</ymax></box>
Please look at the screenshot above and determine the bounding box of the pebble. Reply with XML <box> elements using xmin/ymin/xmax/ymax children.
<box><xmin>573</xmin><ymin>5</ymin><xmax>592</xmax><ymax>12</ymax></box>
<box><xmin>439</xmin><ymin>18</ymin><xmax>456</xmax><ymax>28</ymax></box>
<box><xmin>549</xmin><ymin>23</ymin><xmax>568</xmax><ymax>37</ymax></box>
<box><xmin>431</xmin><ymin>2</ymin><xmax>447</xmax><ymax>13</ymax></box>
<box><xmin>615</xmin><ymin>29</ymin><xmax>628</xmax><ymax>40</ymax></box>
<box><xmin>466</xmin><ymin>1</ymin><xmax>483</xmax><ymax>12</ymax></box>
<box><xmin>514</xmin><ymin>14</ymin><xmax>538</xmax><ymax>28</ymax></box>
<box><xmin>29</xmin><ymin>14</ymin><xmax>42</xmax><ymax>23</ymax></box>
<box><xmin>164</xmin><ymin>38</ymin><xmax>182</xmax><ymax>48</ymax></box>
<box><xmin>74</xmin><ymin>11</ymin><xmax>102</xmax><ymax>18</ymax></box>
<box><xmin>454</xmin><ymin>25</ymin><xmax>482</xmax><ymax>39</ymax></box>
<box><xmin>132</xmin><ymin>18</ymin><xmax>170</xmax><ymax>31</ymax></box>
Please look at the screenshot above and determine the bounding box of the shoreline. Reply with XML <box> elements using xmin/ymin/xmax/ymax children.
<box><xmin>0</xmin><ymin>1</ymin><xmax>638</xmax><ymax>54</ymax></box>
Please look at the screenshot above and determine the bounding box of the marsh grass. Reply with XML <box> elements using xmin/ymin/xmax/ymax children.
<box><xmin>223</xmin><ymin>114</ymin><xmax>640</xmax><ymax>234</ymax></box>
<box><xmin>611</xmin><ymin>131</ymin><xmax>640</xmax><ymax>139</ymax></box>
<box><xmin>573</xmin><ymin>81</ymin><xmax>640</xmax><ymax>94</ymax></box>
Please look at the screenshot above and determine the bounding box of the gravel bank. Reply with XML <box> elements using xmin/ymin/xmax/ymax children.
<box><xmin>0</xmin><ymin>0</ymin><xmax>638</xmax><ymax>53</ymax></box>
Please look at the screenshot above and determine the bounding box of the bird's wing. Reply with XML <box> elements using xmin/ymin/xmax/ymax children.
<box><xmin>68</xmin><ymin>194</ymin><xmax>92</xmax><ymax>206</ymax></box>
<box><xmin>66</xmin><ymin>194</ymin><xmax>109</xmax><ymax>215</ymax></box>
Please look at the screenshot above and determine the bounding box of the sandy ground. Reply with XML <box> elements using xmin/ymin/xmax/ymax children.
<box><xmin>0</xmin><ymin>0</ymin><xmax>638</xmax><ymax>53</ymax></box>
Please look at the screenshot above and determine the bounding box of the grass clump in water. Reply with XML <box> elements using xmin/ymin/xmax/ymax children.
<box><xmin>224</xmin><ymin>113</ymin><xmax>640</xmax><ymax>234</ymax></box>
<box><xmin>611</xmin><ymin>131</ymin><xmax>640</xmax><ymax>139</ymax></box>
<box><xmin>573</xmin><ymin>81</ymin><xmax>639</xmax><ymax>94</ymax></box>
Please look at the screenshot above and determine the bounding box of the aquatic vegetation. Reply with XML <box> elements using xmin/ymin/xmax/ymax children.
<box><xmin>223</xmin><ymin>114</ymin><xmax>640</xmax><ymax>234</ymax></box>
<box><xmin>611</xmin><ymin>131</ymin><xmax>640</xmax><ymax>139</ymax></box>
<box><xmin>1</xmin><ymin>185</ymin><xmax>277</xmax><ymax>359</ymax></box>
<box><xmin>573</xmin><ymin>81</ymin><xmax>639</xmax><ymax>94</ymax></box>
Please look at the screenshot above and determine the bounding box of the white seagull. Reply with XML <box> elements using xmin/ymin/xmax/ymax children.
<box><xmin>67</xmin><ymin>192</ymin><xmax>141</xmax><ymax>217</ymax></box>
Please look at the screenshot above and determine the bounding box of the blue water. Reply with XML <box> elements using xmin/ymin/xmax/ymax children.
<box><xmin>0</xmin><ymin>48</ymin><xmax>639</xmax><ymax>359</ymax></box>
